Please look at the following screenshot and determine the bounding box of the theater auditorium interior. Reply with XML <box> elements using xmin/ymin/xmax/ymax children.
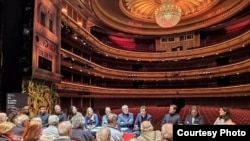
<box><xmin>0</xmin><ymin>0</ymin><xmax>250</xmax><ymax>128</ymax></box>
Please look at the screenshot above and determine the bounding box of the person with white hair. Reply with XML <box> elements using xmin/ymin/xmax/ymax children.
<box><xmin>117</xmin><ymin>105</ymin><xmax>134</xmax><ymax>133</ymax></box>
<box><xmin>12</xmin><ymin>114</ymin><xmax>30</xmax><ymax>136</ymax></box>
<box><xmin>71</xmin><ymin>113</ymin><xmax>94</xmax><ymax>141</ymax></box>
<box><xmin>41</xmin><ymin>114</ymin><xmax>60</xmax><ymax>139</ymax></box>
<box><xmin>136</xmin><ymin>121</ymin><xmax>161</xmax><ymax>141</ymax></box>
<box><xmin>54</xmin><ymin>105</ymin><xmax>67</xmax><ymax>123</ymax></box>
<box><xmin>0</xmin><ymin>112</ymin><xmax>8</xmax><ymax>123</ymax></box>
<box><xmin>161</xmin><ymin>123</ymin><xmax>173</xmax><ymax>141</ymax></box>
<box><xmin>54</xmin><ymin>121</ymin><xmax>72</xmax><ymax>141</ymax></box>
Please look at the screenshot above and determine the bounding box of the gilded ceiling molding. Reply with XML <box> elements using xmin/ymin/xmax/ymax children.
<box><xmin>119</xmin><ymin>0</ymin><xmax>219</xmax><ymax>23</ymax></box>
<box><xmin>91</xmin><ymin>0</ymin><xmax>250</xmax><ymax>35</ymax></box>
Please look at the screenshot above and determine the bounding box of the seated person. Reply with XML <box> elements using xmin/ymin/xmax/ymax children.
<box><xmin>102</xmin><ymin>107</ymin><xmax>111</xmax><ymax>126</ymax></box>
<box><xmin>36</xmin><ymin>106</ymin><xmax>50</xmax><ymax>128</ymax></box>
<box><xmin>0</xmin><ymin>121</ymin><xmax>18</xmax><ymax>141</ymax></box>
<box><xmin>213</xmin><ymin>107</ymin><xmax>235</xmax><ymax>125</ymax></box>
<box><xmin>161</xmin><ymin>123</ymin><xmax>173</xmax><ymax>141</ymax></box>
<box><xmin>41</xmin><ymin>115</ymin><xmax>60</xmax><ymax>139</ymax></box>
<box><xmin>0</xmin><ymin>112</ymin><xmax>8</xmax><ymax>124</ymax></box>
<box><xmin>117</xmin><ymin>105</ymin><xmax>134</xmax><ymax>133</ymax></box>
<box><xmin>71</xmin><ymin>113</ymin><xmax>94</xmax><ymax>141</ymax></box>
<box><xmin>22</xmin><ymin>120</ymin><xmax>43</xmax><ymax>141</ymax></box>
<box><xmin>184</xmin><ymin>106</ymin><xmax>205</xmax><ymax>125</ymax></box>
<box><xmin>22</xmin><ymin>106</ymin><xmax>34</xmax><ymax>119</ymax></box>
<box><xmin>68</xmin><ymin>106</ymin><xmax>85</xmax><ymax>128</ymax></box>
<box><xmin>133</xmin><ymin>106</ymin><xmax>152</xmax><ymax>137</ymax></box>
<box><xmin>162</xmin><ymin>104</ymin><xmax>182</xmax><ymax>125</ymax></box>
<box><xmin>85</xmin><ymin>107</ymin><xmax>99</xmax><ymax>130</ymax></box>
<box><xmin>12</xmin><ymin>114</ymin><xmax>30</xmax><ymax>136</ymax></box>
<box><xmin>54</xmin><ymin>121</ymin><xmax>72</xmax><ymax>141</ymax></box>
<box><xmin>106</xmin><ymin>113</ymin><xmax>123</xmax><ymax>141</ymax></box>
<box><xmin>96</xmin><ymin>127</ymin><xmax>111</xmax><ymax>141</ymax></box>
<box><xmin>136</xmin><ymin>121</ymin><xmax>161</xmax><ymax>141</ymax></box>
<box><xmin>54</xmin><ymin>105</ymin><xmax>67</xmax><ymax>123</ymax></box>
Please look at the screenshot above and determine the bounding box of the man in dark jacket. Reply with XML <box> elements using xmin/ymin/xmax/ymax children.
<box><xmin>54</xmin><ymin>105</ymin><xmax>67</xmax><ymax>123</ymax></box>
<box><xmin>37</xmin><ymin>106</ymin><xmax>50</xmax><ymax>128</ymax></box>
<box><xmin>134</xmin><ymin>106</ymin><xmax>152</xmax><ymax>136</ymax></box>
<box><xmin>184</xmin><ymin>106</ymin><xmax>205</xmax><ymax>125</ymax></box>
<box><xmin>162</xmin><ymin>104</ymin><xmax>182</xmax><ymax>125</ymax></box>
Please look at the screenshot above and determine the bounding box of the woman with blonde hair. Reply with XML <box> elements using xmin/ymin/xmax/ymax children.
<box><xmin>0</xmin><ymin>121</ymin><xmax>16</xmax><ymax>141</ymax></box>
<box><xmin>85</xmin><ymin>107</ymin><xmax>99</xmax><ymax>130</ymax></box>
<box><xmin>22</xmin><ymin>120</ymin><xmax>42</xmax><ymax>141</ymax></box>
<box><xmin>96</xmin><ymin>127</ymin><xmax>111</xmax><ymax>141</ymax></box>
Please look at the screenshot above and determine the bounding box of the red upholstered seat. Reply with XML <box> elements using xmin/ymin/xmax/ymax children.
<box><xmin>123</xmin><ymin>133</ymin><xmax>135</xmax><ymax>141</ymax></box>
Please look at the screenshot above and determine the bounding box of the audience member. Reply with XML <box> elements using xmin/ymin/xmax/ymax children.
<box><xmin>41</xmin><ymin>115</ymin><xmax>60</xmax><ymax>139</ymax></box>
<box><xmin>85</xmin><ymin>107</ymin><xmax>99</xmax><ymax>130</ymax></box>
<box><xmin>96</xmin><ymin>127</ymin><xmax>111</xmax><ymax>141</ymax></box>
<box><xmin>136</xmin><ymin>121</ymin><xmax>161</xmax><ymax>141</ymax></box>
<box><xmin>117</xmin><ymin>105</ymin><xmax>134</xmax><ymax>133</ymax></box>
<box><xmin>161</xmin><ymin>123</ymin><xmax>173</xmax><ymax>141</ymax></box>
<box><xmin>71</xmin><ymin>113</ymin><xmax>94</xmax><ymax>141</ymax></box>
<box><xmin>31</xmin><ymin>117</ymin><xmax>42</xmax><ymax>122</ymax></box>
<box><xmin>134</xmin><ymin>106</ymin><xmax>152</xmax><ymax>137</ymax></box>
<box><xmin>107</xmin><ymin>113</ymin><xmax>123</xmax><ymax>141</ymax></box>
<box><xmin>36</xmin><ymin>106</ymin><xmax>50</xmax><ymax>128</ymax></box>
<box><xmin>213</xmin><ymin>107</ymin><xmax>235</xmax><ymax>125</ymax></box>
<box><xmin>184</xmin><ymin>106</ymin><xmax>205</xmax><ymax>125</ymax></box>
<box><xmin>128</xmin><ymin>138</ymin><xmax>141</xmax><ymax>141</ymax></box>
<box><xmin>0</xmin><ymin>112</ymin><xmax>8</xmax><ymax>123</ymax></box>
<box><xmin>12</xmin><ymin>114</ymin><xmax>30</xmax><ymax>136</ymax></box>
<box><xmin>7</xmin><ymin>108</ymin><xmax>22</xmax><ymax>124</ymax></box>
<box><xmin>102</xmin><ymin>107</ymin><xmax>111</xmax><ymax>126</ymax></box>
<box><xmin>54</xmin><ymin>121</ymin><xmax>72</xmax><ymax>141</ymax></box>
<box><xmin>0</xmin><ymin>121</ymin><xmax>18</xmax><ymax>141</ymax></box>
<box><xmin>162</xmin><ymin>104</ymin><xmax>182</xmax><ymax>125</ymax></box>
<box><xmin>22</xmin><ymin>120</ymin><xmax>42</xmax><ymax>141</ymax></box>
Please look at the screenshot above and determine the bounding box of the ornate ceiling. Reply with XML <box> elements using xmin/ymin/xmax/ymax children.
<box><xmin>120</xmin><ymin>0</ymin><xmax>219</xmax><ymax>23</ymax></box>
<box><xmin>70</xmin><ymin>0</ymin><xmax>250</xmax><ymax>35</ymax></box>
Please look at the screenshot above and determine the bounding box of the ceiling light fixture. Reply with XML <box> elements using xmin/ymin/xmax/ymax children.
<box><xmin>154</xmin><ymin>0</ymin><xmax>182</xmax><ymax>28</ymax></box>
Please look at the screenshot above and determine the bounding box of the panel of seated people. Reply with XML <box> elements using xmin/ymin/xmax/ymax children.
<box><xmin>1</xmin><ymin>105</ymin><xmax>249</xmax><ymax>141</ymax></box>
<box><xmin>112</xmin><ymin>106</ymin><xmax>169</xmax><ymax>130</ymax></box>
<box><xmin>111</xmin><ymin>105</ymin><xmax>250</xmax><ymax>129</ymax></box>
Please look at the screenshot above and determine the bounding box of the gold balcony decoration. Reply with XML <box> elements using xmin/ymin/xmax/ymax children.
<box><xmin>154</xmin><ymin>0</ymin><xmax>182</xmax><ymax>28</ymax></box>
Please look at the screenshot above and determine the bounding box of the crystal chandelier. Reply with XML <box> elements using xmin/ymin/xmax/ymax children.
<box><xmin>154</xmin><ymin>0</ymin><xmax>182</xmax><ymax>28</ymax></box>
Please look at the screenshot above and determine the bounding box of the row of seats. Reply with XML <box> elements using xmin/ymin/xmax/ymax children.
<box><xmin>112</xmin><ymin>106</ymin><xmax>250</xmax><ymax>130</ymax></box>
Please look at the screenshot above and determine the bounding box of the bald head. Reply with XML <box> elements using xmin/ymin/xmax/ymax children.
<box><xmin>0</xmin><ymin>112</ymin><xmax>8</xmax><ymax>123</ymax></box>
